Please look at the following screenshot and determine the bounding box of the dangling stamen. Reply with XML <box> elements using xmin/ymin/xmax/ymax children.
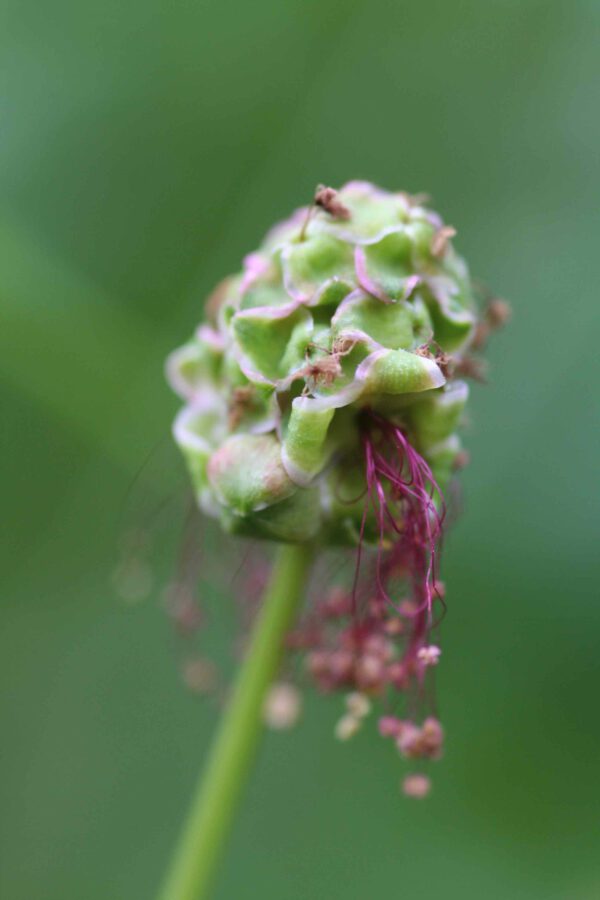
<box><xmin>358</xmin><ymin>411</ymin><xmax>446</xmax><ymax>673</ymax></box>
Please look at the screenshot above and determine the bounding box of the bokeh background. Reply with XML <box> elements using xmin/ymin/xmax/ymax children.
<box><xmin>2</xmin><ymin>1</ymin><xmax>599</xmax><ymax>898</ymax></box>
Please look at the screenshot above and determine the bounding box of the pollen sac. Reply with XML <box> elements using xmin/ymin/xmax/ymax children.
<box><xmin>167</xmin><ymin>181</ymin><xmax>479</xmax><ymax>544</ymax></box>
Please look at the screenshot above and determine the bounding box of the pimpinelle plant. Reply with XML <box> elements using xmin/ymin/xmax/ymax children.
<box><xmin>159</xmin><ymin>181</ymin><xmax>507</xmax><ymax>899</ymax></box>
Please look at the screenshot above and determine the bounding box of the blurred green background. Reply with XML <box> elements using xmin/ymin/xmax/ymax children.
<box><xmin>2</xmin><ymin>1</ymin><xmax>599</xmax><ymax>898</ymax></box>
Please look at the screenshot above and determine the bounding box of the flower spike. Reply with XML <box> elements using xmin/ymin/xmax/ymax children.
<box><xmin>166</xmin><ymin>180</ymin><xmax>502</xmax><ymax>796</ymax></box>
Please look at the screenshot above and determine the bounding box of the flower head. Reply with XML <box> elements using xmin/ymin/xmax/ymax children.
<box><xmin>167</xmin><ymin>181</ymin><xmax>476</xmax><ymax>542</ymax></box>
<box><xmin>166</xmin><ymin>181</ymin><xmax>502</xmax><ymax>794</ymax></box>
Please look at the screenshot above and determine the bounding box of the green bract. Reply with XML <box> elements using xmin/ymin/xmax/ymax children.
<box><xmin>167</xmin><ymin>181</ymin><xmax>476</xmax><ymax>544</ymax></box>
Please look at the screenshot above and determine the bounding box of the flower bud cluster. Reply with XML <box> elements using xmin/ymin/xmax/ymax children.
<box><xmin>167</xmin><ymin>181</ymin><xmax>478</xmax><ymax>545</ymax></box>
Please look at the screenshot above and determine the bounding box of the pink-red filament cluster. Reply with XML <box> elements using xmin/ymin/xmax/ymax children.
<box><xmin>291</xmin><ymin>413</ymin><xmax>447</xmax><ymax>785</ymax></box>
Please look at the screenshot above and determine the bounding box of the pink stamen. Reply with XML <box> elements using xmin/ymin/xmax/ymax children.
<box><xmin>359</xmin><ymin>411</ymin><xmax>446</xmax><ymax>677</ymax></box>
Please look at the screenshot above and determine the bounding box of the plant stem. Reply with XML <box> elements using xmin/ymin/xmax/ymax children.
<box><xmin>158</xmin><ymin>543</ymin><xmax>314</xmax><ymax>900</ymax></box>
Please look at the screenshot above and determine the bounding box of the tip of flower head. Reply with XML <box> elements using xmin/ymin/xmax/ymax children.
<box><xmin>314</xmin><ymin>185</ymin><xmax>352</xmax><ymax>220</ymax></box>
<box><xmin>298</xmin><ymin>183</ymin><xmax>352</xmax><ymax>240</ymax></box>
<box><xmin>402</xmin><ymin>774</ymin><xmax>431</xmax><ymax>798</ymax></box>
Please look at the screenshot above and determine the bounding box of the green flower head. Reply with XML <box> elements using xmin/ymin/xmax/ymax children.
<box><xmin>167</xmin><ymin>181</ymin><xmax>478</xmax><ymax>545</ymax></box>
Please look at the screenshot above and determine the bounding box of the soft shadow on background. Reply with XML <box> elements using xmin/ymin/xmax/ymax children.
<box><xmin>1</xmin><ymin>2</ymin><xmax>599</xmax><ymax>898</ymax></box>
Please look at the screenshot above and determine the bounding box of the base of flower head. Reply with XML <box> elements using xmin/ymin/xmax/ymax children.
<box><xmin>145</xmin><ymin>436</ymin><xmax>448</xmax><ymax>796</ymax></box>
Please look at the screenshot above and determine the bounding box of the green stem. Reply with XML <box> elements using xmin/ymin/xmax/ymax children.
<box><xmin>158</xmin><ymin>543</ymin><xmax>314</xmax><ymax>900</ymax></box>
